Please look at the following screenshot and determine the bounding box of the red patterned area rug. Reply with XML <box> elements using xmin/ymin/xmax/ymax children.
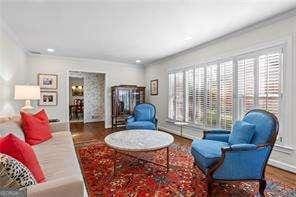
<box><xmin>77</xmin><ymin>143</ymin><xmax>296</xmax><ymax>197</ymax></box>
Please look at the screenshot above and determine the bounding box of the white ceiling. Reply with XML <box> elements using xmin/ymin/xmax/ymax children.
<box><xmin>1</xmin><ymin>0</ymin><xmax>296</xmax><ymax>65</ymax></box>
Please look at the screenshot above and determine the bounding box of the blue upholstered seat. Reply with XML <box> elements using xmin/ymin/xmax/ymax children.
<box><xmin>191</xmin><ymin>109</ymin><xmax>279</xmax><ymax>196</ymax></box>
<box><xmin>126</xmin><ymin>103</ymin><xmax>157</xmax><ymax>130</ymax></box>
<box><xmin>191</xmin><ymin>139</ymin><xmax>229</xmax><ymax>172</ymax></box>
<box><xmin>126</xmin><ymin>121</ymin><xmax>156</xmax><ymax>130</ymax></box>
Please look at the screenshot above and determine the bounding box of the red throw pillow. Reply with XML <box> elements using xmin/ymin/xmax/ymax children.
<box><xmin>0</xmin><ymin>133</ymin><xmax>46</xmax><ymax>183</ymax></box>
<box><xmin>21</xmin><ymin>109</ymin><xmax>52</xmax><ymax>145</ymax></box>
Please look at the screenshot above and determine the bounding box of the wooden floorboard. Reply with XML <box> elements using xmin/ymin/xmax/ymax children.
<box><xmin>71</xmin><ymin>121</ymin><xmax>296</xmax><ymax>187</ymax></box>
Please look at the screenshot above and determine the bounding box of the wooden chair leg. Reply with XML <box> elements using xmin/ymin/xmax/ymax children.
<box><xmin>259</xmin><ymin>179</ymin><xmax>266</xmax><ymax>197</ymax></box>
<box><xmin>207</xmin><ymin>178</ymin><xmax>213</xmax><ymax>197</ymax></box>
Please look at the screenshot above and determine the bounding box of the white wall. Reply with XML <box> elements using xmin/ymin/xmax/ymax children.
<box><xmin>0</xmin><ymin>20</ymin><xmax>28</xmax><ymax>116</ymax></box>
<box><xmin>27</xmin><ymin>55</ymin><xmax>145</xmax><ymax>128</ymax></box>
<box><xmin>145</xmin><ymin>14</ymin><xmax>296</xmax><ymax>172</ymax></box>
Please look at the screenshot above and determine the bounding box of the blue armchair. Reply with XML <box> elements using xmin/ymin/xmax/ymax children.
<box><xmin>191</xmin><ymin>109</ymin><xmax>279</xmax><ymax>196</ymax></box>
<box><xmin>126</xmin><ymin>103</ymin><xmax>158</xmax><ymax>130</ymax></box>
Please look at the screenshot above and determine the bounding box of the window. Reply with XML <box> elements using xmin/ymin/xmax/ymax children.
<box><xmin>168</xmin><ymin>73</ymin><xmax>175</xmax><ymax>120</ymax></box>
<box><xmin>219</xmin><ymin>60</ymin><xmax>233</xmax><ymax>129</ymax></box>
<box><xmin>168</xmin><ymin>45</ymin><xmax>283</xmax><ymax>131</ymax></box>
<box><xmin>195</xmin><ymin>67</ymin><xmax>205</xmax><ymax>125</ymax></box>
<box><xmin>185</xmin><ymin>69</ymin><xmax>194</xmax><ymax>122</ymax></box>
<box><xmin>205</xmin><ymin>63</ymin><xmax>219</xmax><ymax>128</ymax></box>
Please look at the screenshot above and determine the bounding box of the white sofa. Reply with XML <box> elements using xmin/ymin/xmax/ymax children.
<box><xmin>0</xmin><ymin>116</ymin><xmax>87</xmax><ymax>197</ymax></box>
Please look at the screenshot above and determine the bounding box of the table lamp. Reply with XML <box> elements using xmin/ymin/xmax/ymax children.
<box><xmin>14</xmin><ymin>85</ymin><xmax>41</xmax><ymax>110</ymax></box>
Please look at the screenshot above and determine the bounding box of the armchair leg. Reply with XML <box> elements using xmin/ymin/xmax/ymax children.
<box><xmin>259</xmin><ymin>179</ymin><xmax>266</xmax><ymax>196</ymax></box>
<box><xmin>206</xmin><ymin>178</ymin><xmax>213</xmax><ymax>197</ymax></box>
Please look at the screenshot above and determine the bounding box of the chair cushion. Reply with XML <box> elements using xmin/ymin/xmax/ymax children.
<box><xmin>228</xmin><ymin>121</ymin><xmax>255</xmax><ymax>145</ymax></box>
<box><xmin>191</xmin><ymin>139</ymin><xmax>229</xmax><ymax>172</ymax></box>
<box><xmin>243</xmin><ymin>110</ymin><xmax>277</xmax><ymax>145</ymax></box>
<box><xmin>21</xmin><ymin>109</ymin><xmax>53</xmax><ymax>145</ymax></box>
<box><xmin>126</xmin><ymin>121</ymin><xmax>156</xmax><ymax>130</ymax></box>
<box><xmin>134</xmin><ymin>104</ymin><xmax>155</xmax><ymax>121</ymax></box>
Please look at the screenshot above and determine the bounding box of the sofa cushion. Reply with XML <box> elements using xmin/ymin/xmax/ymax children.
<box><xmin>0</xmin><ymin>153</ymin><xmax>37</xmax><ymax>189</ymax></box>
<box><xmin>21</xmin><ymin>110</ymin><xmax>52</xmax><ymax>145</ymax></box>
<box><xmin>126</xmin><ymin>121</ymin><xmax>156</xmax><ymax>130</ymax></box>
<box><xmin>191</xmin><ymin>139</ymin><xmax>229</xmax><ymax>172</ymax></box>
<box><xmin>32</xmin><ymin>131</ymin><xmax>82</xmax><ymax>181</ymax></box>
<box><xmin>0</xmin><ymin>134</ymin><xmax>46</xmax><ymax>183</ymax></box>
<box><xmin>229</xmin><ymin>120</ymin><xmax>255</xmax><ymax>145</ymax></box>
<box><xmin>0</xmin><ymin>121</ymin><xmax>25</xmax><ymax>141</ymax></box>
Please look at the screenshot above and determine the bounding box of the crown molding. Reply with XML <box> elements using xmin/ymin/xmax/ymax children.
<box><xmin>146</xmin><ymin>7</ymin><xmax>296</xmax><ymax>67</ymax></box>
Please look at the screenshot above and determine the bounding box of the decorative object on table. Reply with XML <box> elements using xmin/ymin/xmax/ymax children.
<box><xmin>191</xmin><ymin>109</ymin><xmax>279</xmax><ymax>196</ymax></box>
<box><xmin>77</xmin><ymin>142</ymin><xmax>295</xmax><ymax>196</ymax></box>
<box><xmin>104</xmin><ymin>130</ymin><xmax>174</xmax><ymax>174</ymax></box>
<box><xmin>111</xmin><ymin>85</ymin><xmax>145</xmax><ymax>128</ymax></box>
<box><xmin>150</xmin><ymin>79</ymin><xmax>158</xmax><ymax>95</ymax></box>
<box><xmin>174</xmin><ymin>121</ymin><xmax>189</xmax><ymax>136</ymax></box>
<box><xmin>48</xmin><ymin>119</ymin><xmax>60</xmax><ymax>123</ymax></box>
<box><xmin>14</xmin><ymin>85</ymin><xmax>40</xmax><ymax>110</ymax></box>
<box><xmin>38</xmin><ymin>73</ymin><xmax>58</xmax><ymax>90</ymax></box>
<box><xmin>72</xmin><ymin>85</ymin><xmax>84</xmax><ymax>96</ymax></box>
<box><xmin>39</xmin><ymin>91</ymin><xmax>58</xmax><ymax>106</ymax></box>
<box><xmin>0</xmin><ymin>153</ymin><xmax>37</xmax><ymax>189</ymax></box>
<box><xmin>126</xmin><ymin>103</ymin><xmax>158</xmax><ymax>130</ymax></box>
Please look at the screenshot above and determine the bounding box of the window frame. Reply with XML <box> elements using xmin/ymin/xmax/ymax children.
<box><xmin>167</xmin><ymin>44</ymin><xmax>285</xmax><ymax>132</ymax></box>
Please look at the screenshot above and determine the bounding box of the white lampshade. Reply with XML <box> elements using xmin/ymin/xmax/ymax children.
<box><xmin>14</xmin><ymin>85</ymin><xmax>40</xmax><ymax>100</ymax></box>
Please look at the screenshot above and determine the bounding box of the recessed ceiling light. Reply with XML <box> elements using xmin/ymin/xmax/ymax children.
<box><xmin>47</xmin><ymin>48</ymin><xmax>55</xmax><ymax>53</ymax></box>
<box><xmin>184</xmin><ymin>36</ymin><xmax>193</xmax><ymax>41</ymax></box>
<box><xmin>136</xmin><ymin>60</ymin><xmax>141</xmax><ymax>63</ymax></box>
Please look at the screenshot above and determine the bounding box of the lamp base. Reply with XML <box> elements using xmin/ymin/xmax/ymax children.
<box><xmin>21</xmin><ymin>100</ymin><xmax>34</xmax><ymax>110</ymax></box>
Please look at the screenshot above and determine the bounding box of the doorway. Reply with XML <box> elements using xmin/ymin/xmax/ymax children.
<box><xmin>68</xmin><ymin>71</ymin><xmax>105</xmax><ymax>124</ymax></box>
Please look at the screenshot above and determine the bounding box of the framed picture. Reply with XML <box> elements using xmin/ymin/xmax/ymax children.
<box><xmin>39</xmin><ymin>91</ymin><xmax>58</xmax><ymax>106</ymax></box>
<box><xmin>150</xmin><ymin>79</ymin><xmax>158</xmax><ymax>95</ymax></box>
<box><xmin>38</xmin><ymin>74</ymin><xmax>58</xmax><ymax>89</ymax></box>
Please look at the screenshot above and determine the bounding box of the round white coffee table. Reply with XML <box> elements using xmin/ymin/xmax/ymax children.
<box><xmin>105</xmin><ymin>130</ymin><xmax>174</xmax><ymax>174</ymax></box>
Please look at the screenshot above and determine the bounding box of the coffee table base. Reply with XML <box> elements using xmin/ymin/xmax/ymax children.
<box><xmin>113</xmin><ymin>147</ymin><xmax>170</xmax><ymax>176</ymax></box>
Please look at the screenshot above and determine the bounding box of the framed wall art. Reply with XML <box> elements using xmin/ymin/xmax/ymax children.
<box><xmin>150</xmin><ymin>79</ymin><xmax>158</xmax><ymax>95</ymax></box>
<box><xmin>38</xmin><ymin>74</ymin><xmax>58</xmax><ymax>90</ymax></box>
<box><xmin>39</xmin><ymin>91</ymin><xmax>58</xmax><ymax>106</ymax></box>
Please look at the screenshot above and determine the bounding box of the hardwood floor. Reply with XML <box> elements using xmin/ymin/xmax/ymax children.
<box><xmin>71</xmin><ymin>121</ymin><xmax>296</xmax><ymax>188</ymax></box>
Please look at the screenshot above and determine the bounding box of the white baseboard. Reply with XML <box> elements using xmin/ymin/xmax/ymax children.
<box><xmin>268</xmin><ymin>159</ymin><xmax>296</xmax><ymax>173</ymax></box>
<box><xmin>158</xmin><ymin>126</ymin><xmax>199</xmax><ymax>140</ymax></box>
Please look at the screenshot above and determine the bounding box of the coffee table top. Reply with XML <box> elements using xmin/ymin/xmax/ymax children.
<box><xmin>104</xmin><ymin>130</ymin><xmax>174</xmax><ymax>151</ymax></box>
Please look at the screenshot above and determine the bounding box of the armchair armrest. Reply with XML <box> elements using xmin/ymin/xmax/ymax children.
<box><xmin>126</xmin><ymin>116</ymin><xmax>135</xmax><ymax>123</ymax></box>
<box><xmin>203</xmin><ymin>129</ymin><xmax>231</xmax><ymax>142</ymax></box>
<box><xmin>229</xmin><ymin>144</ymin><xmax>257</xmax><ymax>151</ymax></box>
<box><xmin>210</xmin><ymin>144</ymin><xmax>272</xmax><ymax>180</ymax></box>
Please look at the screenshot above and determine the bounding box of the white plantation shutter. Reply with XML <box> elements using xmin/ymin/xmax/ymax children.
<box><xmin>167</xmin><ymin>45</ymin><xmax>282</xmax><ymax>138</ymax></box>
<box><xmin>168</xmin><ymin>73</ymin><xmax>175</xmax><ymax>119</ymax></box>
<box><xmin>219</xmin><ymin>60</ymin><xmax>233</xmax><ymax>129</ymax></box>
<box><xmin>237</xmin><ymin>58</ymin><xmax>256</xmax><ymax>118</ymax></box>
<box><xmin>205</xmin><ymin>64</ymin><xmax>219</xmax><ymax>127</ymax></box>
<box><xmin>185</xmin><ymin>69</ymin><xmax>194</xmax><ymax>122</ymax></box>
<box><xmin>175</xmin><ymin>71</ymin><xmax>184</xmax><ymax>121</ymax></box>
<box><xmin>195</xmin><ymin>67</ymin><xmax>205</xmax><ymax>125</ymax></box>
<box><xmin>258</xmin><ymin>51</ymin><xmax>281</xmax><ymax>118</ymax></box>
